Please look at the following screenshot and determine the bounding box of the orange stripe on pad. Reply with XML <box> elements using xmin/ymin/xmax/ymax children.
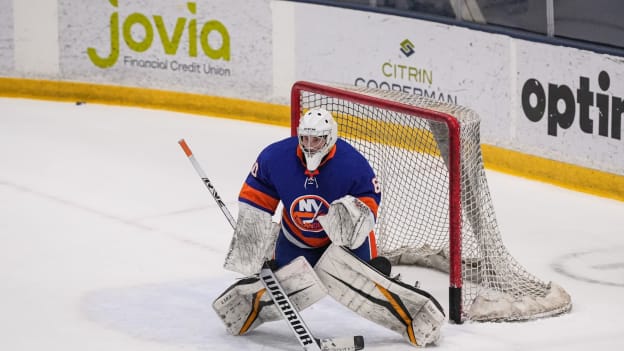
<box><xmin>375</xmin><ymin>284</ymin><xmax>418</xmax><ymax>346</ymax></box>
<box><xmin>239</xmin><ymin>288</ymin><xmax>266</xmax><ymax>334</ymax></box>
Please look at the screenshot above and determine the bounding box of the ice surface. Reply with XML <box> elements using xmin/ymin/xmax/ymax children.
<box><xmin>1</xmin><ymin>97</ymin><xmax>623</xmax><ymax>350</ymax></box>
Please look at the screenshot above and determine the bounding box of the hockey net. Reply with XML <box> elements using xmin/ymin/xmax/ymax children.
<box><xmin>290</xmin><ymin>81</ymin><xmax>572</xmax><ymax>323</ymax></box>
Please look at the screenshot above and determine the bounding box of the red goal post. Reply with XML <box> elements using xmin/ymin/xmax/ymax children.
<box><xmin>290</xmin><ymin>81</ymin><xmax>572</xmax><ymax>324</ymax></box>
<box><xmin>291</xmin><ymin>80</ymin><xmax>464</xmax><ymax>322</ymax></box>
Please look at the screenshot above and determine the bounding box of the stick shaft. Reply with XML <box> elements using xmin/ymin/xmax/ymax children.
<box><xmin>260</xmin><ymin>265</ymin><xmax>322</xmax><ymax>351</ymax></box>
<box><xmin>178</xmin><ymin>139</ymin><xmax>236</xmax><ymax>228</ymax></box>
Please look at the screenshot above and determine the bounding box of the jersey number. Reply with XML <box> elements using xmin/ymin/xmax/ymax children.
<box><xmin>372</xmin><ymin>177</ymin><xmax>381</xmax><ymax>193</ymax></box>
<box><xmin>251</xmin><ymin>161</ymin><xmax>259</xmax><ymax>177</ymax></box>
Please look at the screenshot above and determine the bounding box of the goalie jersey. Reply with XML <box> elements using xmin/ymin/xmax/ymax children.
<box><xmin>239</xmin><ymin>136</ymin><xmax>381</xmax><ymax>260</ymax></box>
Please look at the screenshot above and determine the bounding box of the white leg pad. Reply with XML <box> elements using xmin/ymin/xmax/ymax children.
<box><xmin>315</xmin><ymin>244</ymin><xmax>446</xmax><ymax>347</ymax></box>
<box><xmin>213</xmin><ymin>256</ymin><xmax>327</xmax><ymax>335</ymax></box>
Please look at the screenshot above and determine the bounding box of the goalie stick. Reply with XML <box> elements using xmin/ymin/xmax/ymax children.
<box><xmin>178</xmin><ymin>138</ymin><xmax>364</xmax><ymax>351</ymax></box>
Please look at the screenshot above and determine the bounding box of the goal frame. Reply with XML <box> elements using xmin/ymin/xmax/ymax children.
<box><xmin>291</xmin><ymin>81</ymin><xmax>464</xmax><ymax>323</ymax></box>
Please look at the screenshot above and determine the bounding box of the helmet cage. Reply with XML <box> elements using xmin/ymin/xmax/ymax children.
<box><xmin>297</xmin><ymin>108</ymin><xmax>337</xmax><ymax>171</ymax></box>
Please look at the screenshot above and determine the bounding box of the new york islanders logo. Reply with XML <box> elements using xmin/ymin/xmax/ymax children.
<box><xmin>290</xmin><ymin>195</ymin><xmax>330</xmax><ymax>232</ymax></box>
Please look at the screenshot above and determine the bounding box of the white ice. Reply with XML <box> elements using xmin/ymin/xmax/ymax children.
<box><xmin>1</xmin><ymin>97</ymin><xmax>623</xmax><ymax>351</ymax></box>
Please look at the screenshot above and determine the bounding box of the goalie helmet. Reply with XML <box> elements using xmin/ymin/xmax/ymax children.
<box><xmin>297</xmin><ymin>108</ymin><xmax>338</xmax><ymax>172</ymax></box>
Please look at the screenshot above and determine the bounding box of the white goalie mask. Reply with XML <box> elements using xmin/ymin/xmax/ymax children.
<box><xmin>297</xmin><ymin>108</ymin><xmax>338</xmax><ymax>172</ymax></box>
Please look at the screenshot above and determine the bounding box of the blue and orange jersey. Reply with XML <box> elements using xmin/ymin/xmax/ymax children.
<box><xmin>239</xmin><ymin>136</ymin><xmax>381</xmax><ymax>249</ymax></box>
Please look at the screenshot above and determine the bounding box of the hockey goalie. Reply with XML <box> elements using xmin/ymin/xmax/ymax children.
<box><xmin>212</xmin><ymin>108</ymin><xmax>446</xmax><ymax>347</ymax></box>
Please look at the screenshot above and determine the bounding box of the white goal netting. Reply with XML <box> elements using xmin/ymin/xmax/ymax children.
<box><xmin>291</xmin><ymin>81</ymin><xmax>572</xmax><ymax>322</ymax></box>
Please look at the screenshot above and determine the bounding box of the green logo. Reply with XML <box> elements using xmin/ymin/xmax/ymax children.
<box><xmin>87</xmin><ymin>0</ymin><xmax>230</xmax><ymax>68</ymax></box>
<box><xmin>400</xmin><ymin>39</ymin><xmax>415</xmax><ymax>57</ymax></box>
